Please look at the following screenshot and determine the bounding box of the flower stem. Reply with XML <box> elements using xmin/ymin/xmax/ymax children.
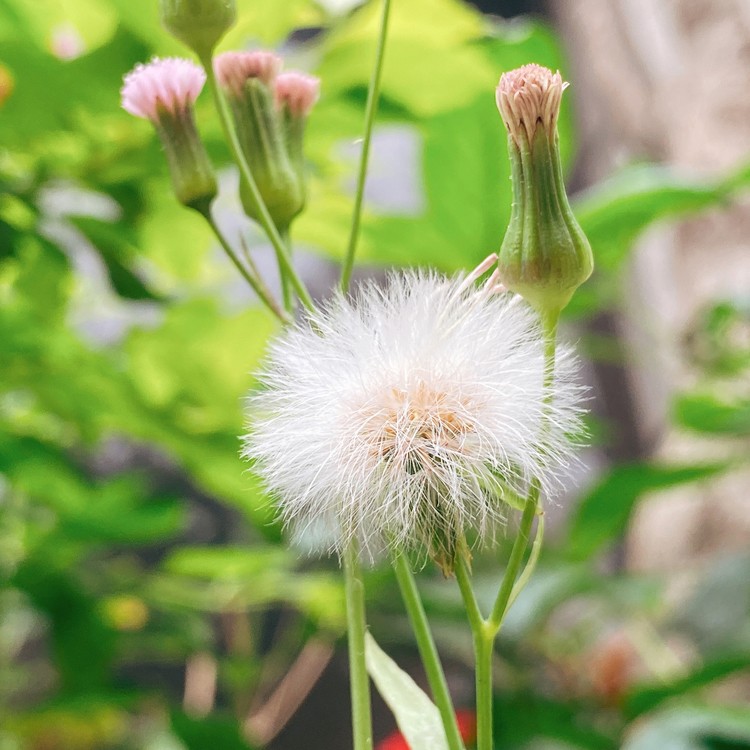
<box><xmin>339</xmin><ymin>0</ymin><xmax>392</xmax><ymax>294</ymax></box>
<box><xmin>198</xmin><ymin>209</ymin><xmax>290</xmax><ymax>324</ymax></box>
<box><xmin>392</xmin><ymin>554</ymin><xmax>465</xmax><ymax>750</ymax></box>
<box><xmin>473</xmin><ymin>630</ymin><xmax>494</xmax><ymax>750</ymax></box>
<box><xmin>201</xmin><ymin>55</ymin><xmax>315</xmax><ymax>312</ymax></box>
<box><xmin>279</xmin><ymin>226</ymin><xmax>296</xmax><ymax>315</ymax></box>
<box><xmin>343</xmin><ymin>542</ymin><xmax>373</xmax><ymax>750</ymax></box>
<box><xmin>488</xmin><ymin>484</ymin><xmax>539</xmax><ymax>632</ymax></box>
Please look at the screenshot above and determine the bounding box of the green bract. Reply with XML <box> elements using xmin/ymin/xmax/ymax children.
<box><xmin>160</xmin><ymin>0</ymin><xmax>236</xmax><ymax>58</ymax></box>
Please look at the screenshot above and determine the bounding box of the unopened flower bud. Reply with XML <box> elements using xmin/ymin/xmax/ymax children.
<box><xmin>215</xmin><ymin>51</ymin><xmax>308</xmax><ymax>231</ymax></box>
<box><xmin>160</xmin><ymin>0</ymin><xmax>236</xmax><ymax>59</ymax></box>
<box><xmin>496</xmin><ymin>64</ymin><xmax>593</xmax><ymax>316</ymax></box>
<box><xmin>122</xmin><ymin>58</ymin><xmax>217</xmax><ymax>213</ymax></box>
<box><xmin>274</xmin><ymin>72</ymin><xmax>320</xmax><ymax>209</ymax></box>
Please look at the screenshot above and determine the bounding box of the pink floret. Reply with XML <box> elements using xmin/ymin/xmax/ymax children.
<box><xmin>274</xmin><ymin>72</ymin><xmax>320</xmax><ymax>117</ymax></box>
<box><xmin>214</xmin><ymin>51</ymin><xmax>282</xmax><ymax>97</ymax></box>
<box><xmin>121</xmin><ymin>57</ymin><xmax>206</xmax><ymax>121</ymax></box>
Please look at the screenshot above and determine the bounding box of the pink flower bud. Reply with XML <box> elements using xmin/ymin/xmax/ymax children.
<box><xmin>121</xmin><ymin>57</ymin><xmax>206</xmax><ymax>122</ymax></box>
<box><xmin>214</xmin><ymin>51</ymin><xmax>282</xmax><ymax>97</ymax></box>
<box><xmin>495</xmin><ymin>63</ymin><xmax>567</xmax><ymax>146</ymax></box>
<box><xmin>274</xmin><ymin>72</ymin><xmax>320</xmax><ymax>118</ymax></box>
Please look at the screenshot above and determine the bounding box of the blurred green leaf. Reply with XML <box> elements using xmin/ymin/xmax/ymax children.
<box><xmin>671</xmin><ymin>554</ymin><xmax>750</xmax><ymax>656</ymax></box>
<box><xmin>365</xmin><ymin>632</ymin><xmax>449</xmax><ymax>750</ymax></box>
<box><xmin>71</xmin><ymin>216</ymin><xmax>164</xmax><ymax>301</ymax></box>
<box><xmin>171</xmin><ymin>711</ymin><xmax>255</xmax><ymax>750</ymax></box>
<box><xmin>674</xmin><ymin>394</ymin><xmax>750</xmax><ymax>437</ymax></box>
<box><xmin>494</xmin><ymin>692</ymin><xmax>616</xmax><ymax>750</ymax></box>
<box><xmin>566</xmin><ymin>463</ymin><xmax>727</xmax><ymax>562</ymax></box>
<box><xmin>622</xmin><ymin>706</ymin><xmax>750</xmax><ymax>750</ymax></box>
<box><xmin>626</xmin><ymin>654</ymin><xmax>750</xmax><ymax>719</ymax></box>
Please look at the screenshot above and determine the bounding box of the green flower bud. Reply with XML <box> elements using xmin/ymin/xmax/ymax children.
<box><xmin>160</xmin><ymin>0</ymin><xmax>236</xmax><ymax>59</ymax></box>
<box><xmin>496</xmin><ymin>64</ymin><xmax>593</xmax><ymax>316</ymax></box>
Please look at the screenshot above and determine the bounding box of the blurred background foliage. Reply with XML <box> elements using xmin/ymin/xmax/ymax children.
<box><xmin>0</xmin><ymin>0</ymin><xmax>749</xmax><ymax>748</ymax></box>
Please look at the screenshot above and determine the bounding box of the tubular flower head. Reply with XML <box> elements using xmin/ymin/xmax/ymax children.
<box><xmin>215</xmin><ymin>51</ymin><xmax>310</xmax><ymax>231</ymax></box>
<box><xmin>121</xmin><ymin>57</ymin><xmax>206</xmax><ymax>122</ymax></box>
<box><xmin>496</xmin><ymin>63</ymin><xmax>566</xmax><ymax>147</ymax></box>
<box><xmin>495</xmin><ymin>64</ymin><xmax>593</xmax><ymax>317</ymax></box>
<box><xmin>214</xmin><ymin>51</ymin><xmax>282</xmax><ymax>98</ymax></box>
<box><xmin>243</xmin><ymin>264</ymin><xmax>584</xmax><ymax>570</ymax></box>
<box><xmin>274</xmin><ymin>72</ymin><xmax>320</xmax><ymax>118</ymax></box>
<box><xmin>121</xmin><ymin>57</ymin><xmax>217</xmax><ymax>212</ymax></box>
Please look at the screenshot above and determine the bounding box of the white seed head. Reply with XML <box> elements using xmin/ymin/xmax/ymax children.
<box><xmin>243</xmin><ymin>270</ymin><xmax>584</xmax><ymax>562</ymax></box>
<box><xmin>496</xmin><ymin>63</ymin><xmax>567</xmax><ymax>145</ymax></box>
<box><xmin>121</xmin><ymin>57</ymin><xmax>206</xmax><ymax>122</ymax></box>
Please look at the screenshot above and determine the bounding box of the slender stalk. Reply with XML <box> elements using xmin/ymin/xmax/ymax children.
<box><xmin>278</xmin><ymin>226</ymin><xmax>295</xmax><ymax>315</ymax></box>
<box><xmin>200</xmin><ymin>56</ymin><xmax>315</xmax><ymax>312</ymax></box>
<box><xmin>507</xmin><ymin>511</ymin><xmax>545</xmax><ymax>611</ymax></box>
<box><xmin>339</xmin><ymin>0</ymin><xmax>393</xmax><ymax>293</ymax></box>
<box><xmin>488</xmin><ymin>484</ymin><xmax>539</xmax><ymax>631</ymax></box>
<box><xmin>392</xmin><ymin>554</ymin><xmax>465</xmax><ymax>750</ymax></box>
<box><xmin>473</xmin><ymin>631</ymin><xmax>494</xmax><ymax>750</ymax></box>
<box><xmin>343</xmin><ymin>542</ymin><xmax>373</xmax><ymax>750</ymax></box>
<box><xmin>198</xmin><ymin>210</ymin><xmax>290</xmax><ymax>324</ymax></box>
<box><xmin>454</xmin><ymin>555</ymin><xmax>484</xmax><ymax>636</ymax></box>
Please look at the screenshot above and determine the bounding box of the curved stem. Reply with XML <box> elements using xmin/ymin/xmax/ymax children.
<box><xmin>507</xmin><ymin>511</ymin><xmax>545</xmax><ymax>611</ymax></box>
<box><xmin>201</xmin><ymin>56</ymin><xmax>315</xmax><ymax>312</ymax></box>
<box><xmin>454</xmin><ymin>555</ymin><xmax>484</xmax><ymax>636</ymax></box>
<box><xmin>488</xmin><ymin>484</ymin><xmax>539</xmax><ymax>632</ymax></box>
<box><xmin>392</xmin><ymin>554</ymin><xmax>465</xmax><ymax>750</ymax></box>
<box><xmin>199</xmin><ymin>210</ymin><xmax>290</xmax><ymax>324</ymax></box>
<box><xmin>339</xmin><ymin>0</ymin><xmax>393</xmax><ymax>293</ymax></box>
<box><xmin>343</xmin><ymin>542</ymin><xmax>373</xmax><ymax>750</ymax></box>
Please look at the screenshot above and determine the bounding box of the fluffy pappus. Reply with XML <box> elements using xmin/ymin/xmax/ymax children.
<box><xmin>243</xmin><ymin>267</ymin><xmax>584</xmax><ymax>565</ymax></box>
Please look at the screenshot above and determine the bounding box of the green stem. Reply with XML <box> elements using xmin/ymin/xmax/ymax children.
<box><xmin>343</xmin><ymin>542</ymin><xmax>373</xmax><ymax>750</ymax></box>
<box><xmin>339</xmin><ymin>0</ymin><xmax>392</xmax><ymax>293</ymax></box>
<box><xmin>454</xmin><ymin>555</ymin><xmax>484</xmax><ymax>636</ymax></box>
<box><xmin>201</xmin><ymin>56</ymin><xmax>315</xmax><ymax>312</ymax></box>
<box><xmin>473</xmin><ymin>631</ymin><xmax>494</xmax><ymax>750</ymax></box>
<box><xmin>279</xmin><ymin>226</ymin><xmax>295</xmax><ymax>315</ymax></box>
<box><xmin>392</xmin><ymin>554</ymin><xmax>465</xmax><ymax>750</ymax></box>
<box><xmin>198</xmin><ymin>210</ymin><xmax>290</xmax><ymax>324</ymax></box>
<box><xmin>507</xmin><ymin>511</ymin><xmax>544</xmax><ymax>611</ymax></box>
<box><xmin>488</xmin><ymin>484</ymin><xmax>539</xmax><ymax>632</ymax></box>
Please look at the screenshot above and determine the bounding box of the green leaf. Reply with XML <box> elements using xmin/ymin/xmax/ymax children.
<box><xmin>626</xmin><ymin>654</ymin><xmax>750</xmax><ymax>718</ymax></box>
<box><xmin>622</xmin><ymin>706</ymin><xmax>750</xmax><ymax>750</ymax></box>
<box><xmin>70</xmin><ymin>216</ymin><xmax>163</xmax><ymax>301</ymax></box>
<box><xmin>567</xmin><ymin>463</ymin><xmax>727</xmax><ymax>561</ymax></box>
<box><xmin>494</xmin><ymin>692</ymin><xmax>616</xmax><ymax>750</ymax></box>
<box><xmin>163</xmin><ymin>547</ymin><xmax>292</xmax><ymax>580</ymax></box>
<box><xmin>671</xmin><ymin>554</ymin><xmax>750</xmax><ymax>656</ymax></box>
<box><xmin>171</xmin><ymin>711</ymin><xmax>254</xmax><ymax>750</ymax></box>
<box><xmin>674</xmin><ymin>394</ymin><xmax>750</xmax><ymax>436</ymax></box>
<box><xmin>365</xmin><ymin>632</ymin><xmax>449</xmax><ymax>750</ymax></box>
<box><xmin>569</xmin><ymin>164</ymin><xmax>750</xmax><ymax>316</ymax></box>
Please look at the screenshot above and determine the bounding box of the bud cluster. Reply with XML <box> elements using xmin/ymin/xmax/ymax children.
<box><xmin>121</xmin><ymin>27</ymin><xmax>319</xmax><ymax>230</ymax></box>
<box><xmin>215</xmin><ymin>52</ymin><xmax>320</xmax><ymax>230</ymax></box>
